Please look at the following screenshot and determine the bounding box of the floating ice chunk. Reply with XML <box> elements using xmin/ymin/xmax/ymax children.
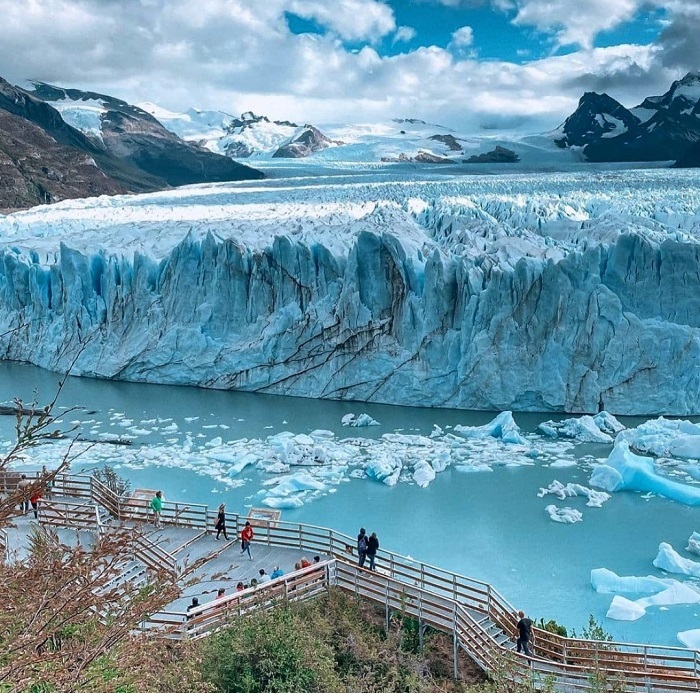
<box><xmin>456</xmin><ymin>464</ymin><xmax>493</xmax><ymax>473</ymax></box>
<box><xmin>606</xmin><ymin>596</ymin><xmax>646</xmax><ymax>621</ymax></box>
<box><xmin>293</xmin><ymin>434</ymin><xmax>315</xmax><ymax>446</ymax></box>
<box><xmin>538</xmin><ymin>415</ymin><xmax>613</xmax><ymax>443</ymax></box>
<box><xmin>127</xmin><ymin>427</ymin><xmax>152</xmax><ymax>436</ymax></box>
<box><xmin>262</xmin><ymin>495</ymin><xmax>304</xmax><ymax>509</ymax></box>
<box><xmin>454</xmin><ymin>411</ymin><xmax>526</xmax><ymax>445</ymax></box>
<box><xmin>677</xmin><ymin>630</ymin><xmax>700</xmax><ymax>650</ymax></box>
<box><xmin>309</xmin><ymin>429</ymin><xmax>335</xmax><ymax>440</ymax></box>
<box><xmin>654</xmin><ymin>543</ymin><xmax>700</xmax><ymax>578</ymax></box>
<box><xmin>413</xmin><ymin>461</ymin><xmax>436</xmax><ymax>488</ymax></box>
<box><xmin>184</xmin><ymin>416</ymin><xmax>199</xmax><ymax>422</ymax></box>
<box><xmin>538</xmin><ymin>480</ymin><xmax>610</xmax><ymax>507</ymax></box>
<box><xmin>637</xmin><ymin>583</ymin><xmax>700</xmax><ymax>608</ymax></box>
<box><xmin>545</xmin><ymin>505</ymin><xmax>583</xmax><ymax>524</ymax></box>
<box><xmin>617</xmin><ymin>417</ymin><xmax>700</xmax><ymax>459</ymax></box>
<box><xmin>590</xmin><ymin>442</ymin><xmax>700</xmax><ymax>505</ymax></box>
<box><xmin>593</xmin><ymin>412</ymin><xmax>626</xmax><ymax>436</ymax></box>
<box><xmin>686</xmin><ymin>532</ymin><xmax>700</xmax><ymax>557</ymax></box>
<box><xmin>549</xmin><ymin>459</ymin><xmax>578</xmax><ymax>468</ymax></box>
<box><xmin>206</xmin><ymin>436</ymin><xmax>224</xmax><ymax>447</ymax></box>
<box><xmin>365</xmin><ymin>457</ymin><xmax>401</xmax><ymax>486</ymax></box>
<box><xmin>591</xmin><ymin>568</ymin><xmax>676</xmax><ymax>594</ymax></box>
<box><xmin>342</xmin><ymin>413</ymin><xmax>380</xmax><ymax>427</ymax></box>
<box><xmin>268</xmin><ymin>473</ymin><xmax>326</xmax><ymax>494</ymax></box>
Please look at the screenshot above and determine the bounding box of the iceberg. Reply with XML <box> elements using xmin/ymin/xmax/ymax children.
<box><xmin>606</xmin><ymin>596</ymin><xmax>646</xmax><ymax>621</ymax></box>
<box><xmin>617</xmin><ymin>417</ymin><xmax>700</xmax><ymax>459</ymax></box>
<box><xmin>538</xmin><ymin>480</ymin><xmax>610</xmax><ymax>507</ymax></box>
<box><xmin>2</xmin><ymin>170</ymin><xmax>700</xmax><ymax>416</ymax></box>
<box><xmin>653</xmin><ymin>543</ymin><xmax>700</xmax><ymax>578</ymax></box>
<box><xmin>342</xmin><ymin>413</ymin><xmax>380</xmax><ymax>427</ymax></box>
<box><xmin>538</xmin><ymin>414</ymin><xmax>615</xmax><ymax>443</ymax></box>
<box><xmin>590</xmin><ymin>568</ymin><xmax>675</xmax><ymax>594</ymax></box>
<box><xmin>545</xmin><ymin>505</ymin><xmax>583</xmax><ymax>524</ymax></box>
<box><xmin>686</xmin><ymin>532</ymin><xmax>700</xmax><ymax>557</ymax></box>
<box><xmin>636</xmin><ymin>583</ymin><xmax>700</xmax><ymax>608</ymax></box>
<box><xmin>677</xmin><ymin>630</ymin><xmax>700</xmax><ymax>650</ymax></box>
<box><xmin>454</xmin><ymin>412</ymin><xmax>526</xmax><ymax>445</ymax></box>
<box><xmin>589</xmin><ymin>441</ymin><xmax>700</xmax><ymax>505</ymax></box>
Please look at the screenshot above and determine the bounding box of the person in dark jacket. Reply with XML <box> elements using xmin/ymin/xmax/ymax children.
<box><xmin>516</xmin><ymin>610</ymin><xmax>533</xmax><ymax>658</ymax></box>
<box><xmin>366</xmin><ymin>532</ymin><xmax>379</xmax><ymax>571</ymax></box>
<box><xmin>357</xmin><ymin>527</ymin><xmax>368</xmax><ymax>567</ymax></box>
<box><xmin>215</xmin><ymin>503</ymin><xmax>229</xmax><ymax>540</ymax></box>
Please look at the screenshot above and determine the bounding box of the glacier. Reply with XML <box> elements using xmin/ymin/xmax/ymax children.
<box><xmin>1</xmin><ymin>168</ymin><xmax>700</xmax><ymax>415</ymax></box>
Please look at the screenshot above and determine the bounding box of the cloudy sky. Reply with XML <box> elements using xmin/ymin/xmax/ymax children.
<box><xmin>1</xmin><ymin>0</ymin><xmax>697</xmax><ymax>131</ymax></box>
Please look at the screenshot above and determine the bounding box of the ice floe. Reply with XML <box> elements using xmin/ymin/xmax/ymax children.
<box><xmin>590</xmin><ymin>441</ymin><xmax>700</xmax><ymax>506</ymax></box>
<box><xmin>686</xmin><ymin>532</ymin><xmax>700</xmax><ymax>557</ymax></box>
<box><xmin>677</xmin><ymin>630</ymin><xmax>700</xmax><ymax>650</ymax></box>
<box><xmin>545</xmin><ymin>505</ymin><xmax>582</xmax><ymax>523</ymax></box>
<box><xmin>617</xmin><ymin>417</ymin><xmax>700</xmax><ymax>459</ymax></box>
<box><xmin>591</xmin><ymin>568</ymin><xmax>675</xmax><ymax>594</ymax></box>
<box><xmin>606</xmin><ymin>596</ymin><xmax>646</xmax><ymax>621</ymax></box>
<box><xmin>653</xmin><ymin>543</ymin><xmax>700</xmax><ymax>578</ymax></box>
<box><xmin>538</xmin><ymin>480</ymin><xmax>610</xmax><ymax>508</ymax></box>
<box><xmin>538</xmin><ymin>413</ymin><xmax>622</xmax><ymax>443</ymax></box>
<box><xmin>342</xmin><ymin>413</ymin><xmax>380</xmax><ymax>427</ymax></box>
<box><xmin>454</xmin><ymin>411</ymin><xmax>526</xmax><ymax>445</ymax></box>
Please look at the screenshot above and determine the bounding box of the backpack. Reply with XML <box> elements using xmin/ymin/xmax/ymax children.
<box><xmin>358</xmin><ymin>535</ymin><xmax>368</xmax><ymax>552</ymax></box>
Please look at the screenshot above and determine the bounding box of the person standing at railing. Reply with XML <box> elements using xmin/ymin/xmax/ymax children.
<box><xmin>17</xmin><ymin>474</ymin><xmax>32</xmax><ymax>514</ymax></box>
<box><xmin>215</xmin><ymin>503</ymin><xmax>229</xmax><ymax>540</ymax></box>
<box><xmin>149</xmin><ymin>491</ymin><xmax>163</xmax><ymax>528</ymax></box>
<box><xmin>240</xmin><ymin>520</ymin><xmax>254</xmax><ymax>560</ymax></box>
<box><xmin>516</xmin><ymin>610</ymin><xmax>533</xmax><ymax>660</ymax></box>
<box><xmin>29</xmin><ymin>489</ymin><xmax>42</xmax><ymax>520</ymax></box>
<box><xmin>366</xmin><ymin>532</ymin><xmax>379</xmax><ymax>571</ymax></box>
<box><xmin>357</xmin><ymin>527</ymin><xmax>368</xmax><ymax>567</ymax></box>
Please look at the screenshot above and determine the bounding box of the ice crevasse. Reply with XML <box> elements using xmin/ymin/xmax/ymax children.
<box><xmin>1</xmin><ymin>172</ymin><xmax>700</xmax><ymax>415</ymax></box>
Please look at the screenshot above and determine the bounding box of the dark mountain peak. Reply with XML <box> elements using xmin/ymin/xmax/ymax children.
<box><xmin>555</xmin><ymin>92</ymin><xmax>638</xmax><ymax>148</ymax></box>
<box><xmin>272</xmin><ymin>125</ymin><xmax>337</xmax><ymax>158</ymax></box>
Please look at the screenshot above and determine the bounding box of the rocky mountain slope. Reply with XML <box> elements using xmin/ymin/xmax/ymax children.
<box><xmin>556</xmin><ymin>73</ymin><xmax>700</xmax><ymax>164</ymax></box>
<box><xmin>0</xmin><ymin>77</ymin><xmax>263</xmax><ymax>209</ymax></box>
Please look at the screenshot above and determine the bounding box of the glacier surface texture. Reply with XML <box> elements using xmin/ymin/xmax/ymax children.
<box><xmin>0</xmin><ymin>168</ymin><xmax>699</xmax><ymax>415</ymax></box>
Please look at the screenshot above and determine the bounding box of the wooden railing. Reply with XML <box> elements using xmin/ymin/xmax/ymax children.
<box><xmin>143</xmin><ymin>561</ymin><xmax>331</xmax><ymax>639</ymax></box>
<box><xmin>39</xmin><ymin>499</ymin><xmax>101</xmax><ymax>530</ymax></box>
<box><xmin>18</xmin><ymin>471</ymin><xmax>700</xmax><ymax>690</ymax></box>
<box><xmin>0</xmin><ymin>528</ymin><xmax>8</xmax><ymax>563</ymax></box>
<box><xmin>129</xmin><ymin>529</ymin><xmax>178</xmax><ymax>578</ymax></box>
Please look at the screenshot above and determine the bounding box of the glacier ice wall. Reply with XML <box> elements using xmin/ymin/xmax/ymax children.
<box><xmin>0</xmin><ymin>169</ymin><xmax>699</xmax><ymax>415</ymax></box>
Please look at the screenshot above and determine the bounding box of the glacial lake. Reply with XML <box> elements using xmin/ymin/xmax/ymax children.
<box><xmin>1</xmin><ymin>361</ymin><xmax>698</xmax><ymax>648</ymax></box>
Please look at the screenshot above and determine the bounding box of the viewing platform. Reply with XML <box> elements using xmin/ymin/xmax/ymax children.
<box><xmin>3</xmin><ymin>471</ymin><xmax>700</xmax><ymax>692</ymax></box>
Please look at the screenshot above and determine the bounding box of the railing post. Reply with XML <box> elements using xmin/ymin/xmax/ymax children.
<box><xmin>298</xmin><ymin>524</ymin><xmax>302</xmax><ymax>550</ymax></box>
<box><xmin>486</xmin><ymin>584</ymin><xmax>492</xmax><ymax>617</ymax></box>
<box><xmin>418</xmin><ymin>595</ymin><xmax>424</xmax><ymax>652</ymax></box>
<box><xmin>453</xmin><ymin>602</ymin><xmax>459</xmax><ymax>680</ymax></box>
<box><xmin>385</xmin><ymin>582</ymin><xmax>390</xmax><ymax>633</ymax></box>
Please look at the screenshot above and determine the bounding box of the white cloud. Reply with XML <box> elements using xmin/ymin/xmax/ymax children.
<box><xmin>287</xmin><ymin>0</ymin><xmax>396</xmax><ymax>41</ymax></box>
<box><xmin>511</xmin><ymin>0</ymin><xmax>646</xmax><ymax>48</ymax></box>
<box><xmin>394</xmin><ymin>26</ymin><xmax>417</xmax><ymax>43</ymax></box>
<box><xmin>450</xmin><ymin>25</ymin><xmax>474</xmax><ymax>47</ymax></box>
<box><xmin>0</xmin><ymin>0</ymin><xmax>691</xmax><ymax>134</ymax></box>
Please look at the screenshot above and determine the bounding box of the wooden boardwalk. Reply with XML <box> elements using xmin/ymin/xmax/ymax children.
<box><xmin>5</xmin><ymin>472</ymin><xmax>700</xmax><ymax>692</ymax></box>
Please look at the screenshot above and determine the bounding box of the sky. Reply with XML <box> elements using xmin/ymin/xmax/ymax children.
<box><xmin>0</xmin><ymin>0</ymin><xmax>697</xmax><ymax>132</ymax></box>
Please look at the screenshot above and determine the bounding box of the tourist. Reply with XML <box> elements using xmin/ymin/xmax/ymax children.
<box><xmin>271</xmin><ymin>566</ymin><xmax>284</xmax><ymax>579</ymax></box>
<box><xmin>313</xmin><ymin>555</ymin><xmax>320</xmax><ymax>564</ymax></box>
<box><xmin>236</xmin><ymin>582</ymin><xmax>245</xmax><ymax>592</ymax></box>
<box><xmin>357</xmin><ymin>527</ymin><xmax>368</xmax><ymax>567</ymax></box>
<box><xmin>300</xmin><ymin>556</ymin><xmax>311</xmax><ymax>568</ymax></box>
<box><xmin>214</xmin><ymin>503</ymin><xmax>229</xmax><ymax>540</ymax></box>
<box><xmin>186</xmin><ymin>597</ymin><xmax>199</xmax><ymax>620</ymax></box>
<box><xmin>516</xmin><ymin>610</ymin><xmax>533</xmax><ymax>658</ymax></box>
<box><xmin>294</xmin><ymin>561</ymin><xmax>302</xmax><ymax>571</ymax></box>
<box><xmin>29</xmin><ymin>489</ymin><xmax>42</xmax><ymax>519</ymax></box>
<box><xmin>149</xmin><ymin>491</ymin><xmax>163</xmax><ymax>528</ymax></box>
<box><xmin>17</xmin><ymin>474</ymin><xmax>32</xmax><ymax>514</ymax></box>
<box><xmin>258</xmin><ymin>568</ymin><xmax>271</xmax><ymax>583</ymax></box>
<box><xmin>249</xmin><ymin>578</ymin><xmax>258</xmax><ymax>588</ymax></box>
<box><xmin>240</xmin><ymin>520</ymin><xmax>254</xmax><ymax>560</ymax></box>
<box><xmin>41</xmin><ymin>465</ymin><xmax>53</xmax><ymax>499</ymax></box>
<box><xmin>215</xmin><ymin>588</ymin><xmax>226</xmax><ymax>602</ymax></box>
<box><xmin>366</xmin><ymin>532</ymin><xmax>379</xmax><ymax>571</ymax></box>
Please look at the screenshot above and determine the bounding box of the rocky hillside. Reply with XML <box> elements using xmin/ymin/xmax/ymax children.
<box><xmin>555</xmin><ymin>73</ymin><xmax>700</xmax><ymax>163</ymax></box>
<box><xmin>0</xmin><ymin>77</ymin><xmax>263</xmax><ymax>209</ymax></box>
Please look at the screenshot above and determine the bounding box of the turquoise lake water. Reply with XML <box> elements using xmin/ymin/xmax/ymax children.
<box><xmin>1</xmin><ymin>361</ymin><xmax>698</xmax><ymax>648</ymax></box>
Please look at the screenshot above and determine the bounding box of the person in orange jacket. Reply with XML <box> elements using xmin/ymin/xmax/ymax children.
<box><xmin>240</xmin><ymin>521</ymin><xmax>254</xmax><ymax>560</ymax></box>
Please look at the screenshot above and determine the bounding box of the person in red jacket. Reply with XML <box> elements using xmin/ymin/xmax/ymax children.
<box><xmin>29</xmin><ymin>490</ymin><xmax>42</xmax><ymax>519</ymax></box>
<box><xmin>240</xmin><ymin>521</ymin><xmax>254</xmax><ymax>560</ymax></box>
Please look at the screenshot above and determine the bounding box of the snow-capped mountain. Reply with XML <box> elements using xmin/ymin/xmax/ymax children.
<box><xmin>1</xmin><ymin>168</ymin><xmax>699</xmax><ymax>415</ymax></box>
<box><xmin>556</xmin><ymin>72</ymin><xmax>700</xmax><ymax>163</ymax></box>
<box><xmin>24</xmin><ymin>81</ymin><xmax>263</xmax><ymax>188</ymax></box>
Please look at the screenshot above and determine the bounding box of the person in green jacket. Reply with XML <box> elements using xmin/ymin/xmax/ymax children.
<box><xmin>150</xmin><ymin>491</ymin><xmax>163</xmax><ymax>527</ymax></box>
